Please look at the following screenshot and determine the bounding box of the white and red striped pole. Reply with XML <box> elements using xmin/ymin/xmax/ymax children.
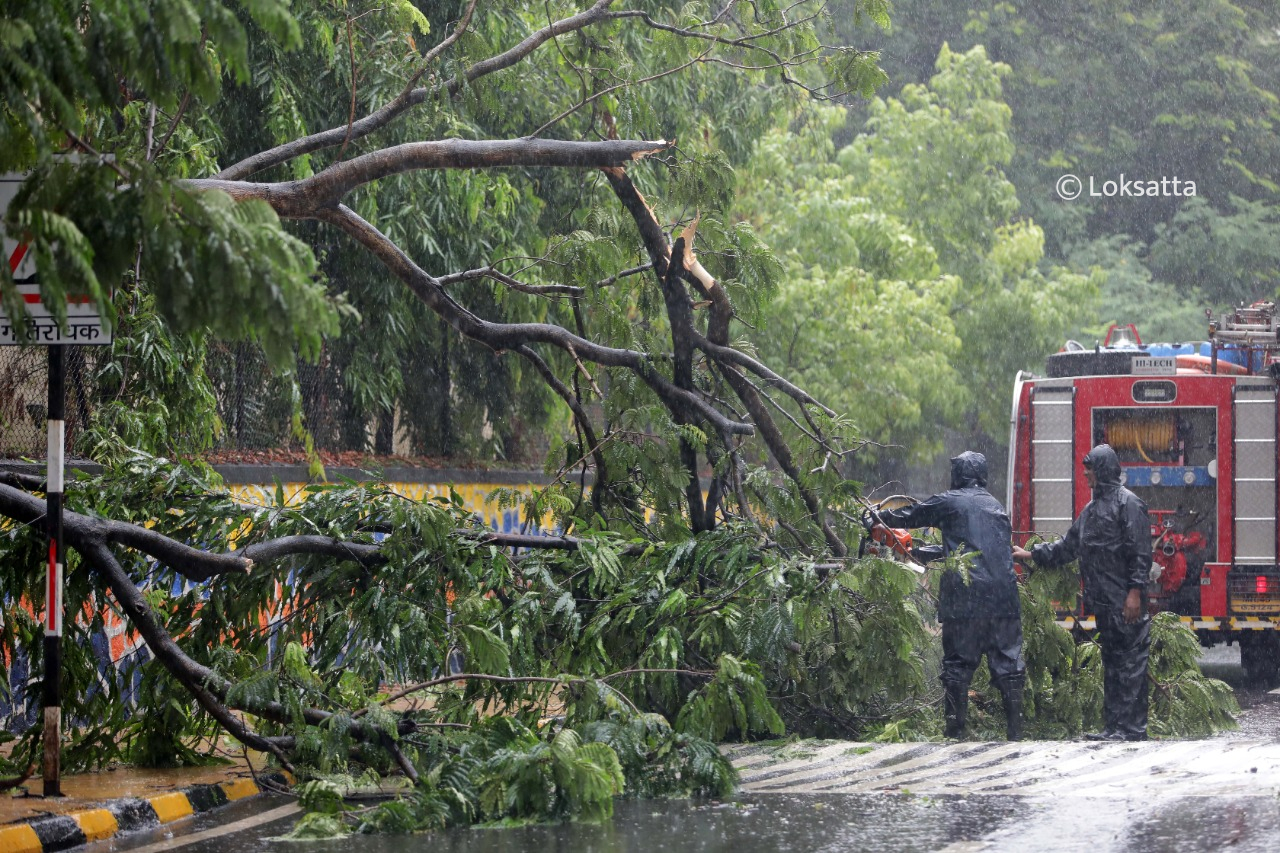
<box><xmin>42</xmin><ymin>344</ymin><xmax>64</xmax><ymax>797</ymax></box>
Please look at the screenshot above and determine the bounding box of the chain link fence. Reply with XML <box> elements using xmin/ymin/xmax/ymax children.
<box><xmin>0</xmin><ymin>346</ymin><xmax>97</xmax><ymax>458</ymax></box>
<box><xmin>0</xmin><ymin>343</ymin><xmax>394</xmax><ymax>460</ymax></box>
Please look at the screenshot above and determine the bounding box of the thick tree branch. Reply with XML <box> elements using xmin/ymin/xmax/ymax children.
<box><xmin>693</xmin><ymin>331</ymin><xmax>835</xmax><ymax>416</ymax></box>
<box><xmin>597</xmin><ymin>161</ymin><xmax>843</xmax><ymax>541</ymax></box>
<box><xmin>599</xmin><ymin>167</ymin><xmax>670</xmax><ymax>281</ymax></box>
<box><xmin>0</xmin><ymin>470</ymin><xmax>45</xmax><ymax>490</ymax></box>
<box><xmin>0</xmin><ymin>482</ymin><xmax>637</xmax><ymax>568</ymax></box>
<box><xmin>663</xmin><ymin>236</ymin><xmax>709</xmax><ymax>530</ymax></box>
<box><xmin>0</xmin><ymin>483</ymin><xmax>250</xmax><ymax>578</ymax></box>
<box><xmin>0</xmin><ymin>484</ymin><xmax>384</xmax><ymax>581</ymax></box>
<box><xmin>315</xmin><ymin>204</ymin><xmax>754</xmax><ymax>437</ymax></box>
<box><xmin>236</xmin><ymin>536</ymin><xmax>384</xmax><ymax>570</ymax></box>
<box><xmin>84</xmin><ymin>540</ymin><xmax>296</xmax><ymax>770</ymax></box>
<box><xmin>194</xmin><ymin>138</ymin><xmax>673</xmax><ymax>216</ymax></box>
<box><xmin>678</xmin><ymin>218</ymin><xmax>733</xmax><ymax>346</ymax></box>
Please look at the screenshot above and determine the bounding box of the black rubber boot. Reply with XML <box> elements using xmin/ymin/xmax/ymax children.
<box><xmin>998</xmin><ymin>676</ymin><xmax>1025</xmax><ymax>742</ymax></box>
<box><xmin>944</xmin><ymin>680</ymin><xmax>969</xmax><ymax>739</ymax></box>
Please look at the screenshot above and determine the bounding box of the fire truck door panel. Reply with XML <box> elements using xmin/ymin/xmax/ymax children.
<box><xmin>1202</xmin><ymin>563</ymin><xmax>1229</xmax><ymax>617</ymax></box>
<box><xmin>1031</xmin><ymin>387</ymin><xmax>1074</xmax><ymax>538</ymax></box>
<box><xmin>1233</xmin><ymin>386</ymin><xmax>1277</xmax><ymax>563</ymax></box>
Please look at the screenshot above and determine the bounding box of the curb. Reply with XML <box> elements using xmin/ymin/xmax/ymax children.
<box><xmin>0</xmin><ymin>773</ymin><xmax>291</xmax><ymax>853</ymax></box>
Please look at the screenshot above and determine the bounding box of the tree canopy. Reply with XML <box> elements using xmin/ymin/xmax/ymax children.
<box><xmin>0</xmin><ymin>0</ymin><xmax>1241</xmax><ymax>833</ymax></box>
<box><xmin>853</xmin><ymin>0</ymin><xmax>1280</xmax><ymax>342</ymax></box>
<box><xmin>741</xmin><ymin>45</ymin><xmax>1094</xmax><ymax>473</ymax></box>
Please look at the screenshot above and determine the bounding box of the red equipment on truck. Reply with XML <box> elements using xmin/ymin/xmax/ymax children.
<box><xmin>1009</xmin><ymin>302</ymin><xmax>1280</xmax><ymax>685</ymax></box>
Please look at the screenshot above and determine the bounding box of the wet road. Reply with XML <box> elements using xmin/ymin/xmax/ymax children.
<box><xmin>90</xmin><ymin>780</ymin><xmax>1280</xmax><ymax>853</ymax></box>
<box><xmin>86</xmin><ymin>646</ymin><xmax>1280</xmax><ymax>853</ymax></box>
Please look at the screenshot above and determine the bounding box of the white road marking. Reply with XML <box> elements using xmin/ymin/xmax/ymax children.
<box><xmin>732</xmin><ymin>740</ymin><xmax>1280</xmax><ymax>799</ymax></box>
<box><xmin>114</xmin><ymin>802</ymin><xmax>301</xmax><ymax>852</ymax></box>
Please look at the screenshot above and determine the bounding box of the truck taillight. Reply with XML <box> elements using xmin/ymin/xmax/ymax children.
<box><xmin>1257</xmin><ymin>576</ymin><xmax>1269</xmax><ymax>595</ymax></box>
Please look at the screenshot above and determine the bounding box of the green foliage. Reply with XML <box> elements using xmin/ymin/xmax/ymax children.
<box><xmin>1148</xmin><ymin>613</ymin><xmax>1239</xmax><ymax>738</ymax></box>
<box><xmin>478</xmin><ymin>726</ymin><xmax>624</xmax><ymax>824</ymax></box>
<box><xmin>284</xmin><ymin>812</ymin><xmax>351</xmax><ymax>839</ymax></box>
<box><xmin>740</xmin><ymin>46</ymin><xmax>1094</xmax><ymax>472</ymax></box>
<box><xmin>1148</xmin><ymin>196</ymin><xmax>1280</xmax><ymax>310</ymax></box>
<box><xmin>1067</xmin><ymin>236</ymin><xmax>1206</xmax><ymax>345</ymax></box>
<box><xmin>578</xmin><ymin>712</ymin><xmax>736</xmax><ymax>799</ymax></box>
<box><xmin>81</xmin><ymin>294</ymin><xmax>224</xmax><ymax>459</ymax></box>
<box><xmin>675</xmin><ymin>655</ymin><xmax>785</xmax><ymax>741</ymax></box>
<box><xmin>0</xmin><ymin>450</ymin><xmax>921</xmax><ymax>807</ymax></box>
<box><xmin>740</xmin><ymin>104</ymin><xmax>965</xmax><ymax>464</ymax></box>
<box><xmin>835</xmin><ymin>44</ymin><xmax>1096</xmax><ymax>447</ymax></box>
<box><xmin>296</xmin><ymin>778</ymin><xmax>350</xmax><ymax>815</ymax></box>
<box><xmin>844</xmin><ymin>0</ymin><xmax>1280</xmax><ymax>356</ymax></box>
<box><xmin>0</xmin><ymin>0</ymin><xmax>330</xmax><ymax>363</ymax></box>
<box><xmin>0</xmin><ymin>0</ymin><xmax>297</xmax><ymax>171</ymax></box>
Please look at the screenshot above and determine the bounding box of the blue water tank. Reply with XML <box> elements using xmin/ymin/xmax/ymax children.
<box><xmin>1214</xmin><ymin>346</ymin><xmax>1266</xmax><ymax>372</ymax></box>
<box><xmin>1143</xmin><ymin>341</ymin><xmax>1263</xmax><ymax>373</ymax></box>
<box><xmin>1144</xmin><ymin>342</ymin><xmax>1208</xmax><ymax>358</ymax></box>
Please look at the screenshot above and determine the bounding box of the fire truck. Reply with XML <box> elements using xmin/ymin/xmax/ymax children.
<box><xmin>1008</xmin><ymin>302</ymin><xmax>1280</xmax><ymax>685</ymax></box>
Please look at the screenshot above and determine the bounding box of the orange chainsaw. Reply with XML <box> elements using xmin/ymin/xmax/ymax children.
<box><xmin>858</xmin><ymin>497</ymin><xmax>926</xmax><ymax>573</ymax></box>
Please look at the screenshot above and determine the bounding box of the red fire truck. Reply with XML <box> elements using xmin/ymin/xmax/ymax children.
<box><xmin>1008</xmin><ymin>302</ymin><xmax>1280</xmax><ymax>685</ymax></box>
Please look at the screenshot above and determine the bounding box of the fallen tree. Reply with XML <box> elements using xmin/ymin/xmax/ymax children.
<box><xmin>0</xmin><ymin>453</ymin><xmax>935</xmax><ymax>827</ymax></box>
<box><xmin>2</xmin><ymin>1</ymin><xmax>910</xmax><ymax>823</ymax></box>
<box><xmin>0</xmin><ymin>456</ymin><xmax>1240</xmax><ymax>831</ymax></box>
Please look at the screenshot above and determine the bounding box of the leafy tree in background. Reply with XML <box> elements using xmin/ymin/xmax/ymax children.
<box><xmin>836</xmin><ymin>0</ymin><xmax>1280</xmax><ymax>351</ymax></box>
<box><xmin>738</xmin><ymin>103</ymin><xmax>965</xmax><ymax>468</ymax></box>
<box><xmin>836</xmin><ymin>45</ymin><xmax>1096</xmax><ymax>457</ymax></box>
<box><xmin>1148</xmin><ymin>196</ymin><xmax>1280</xmax><ymax>310</ymax></box>
<box><xmin>1064</xmin><ymin>236</ymin><xmax>1204</xmax><ymax>344</ymax></box>
<box><xmin>741</xmin><ymin>45</ymin><xmax>1093</xmax><ymax>479</ymax></box>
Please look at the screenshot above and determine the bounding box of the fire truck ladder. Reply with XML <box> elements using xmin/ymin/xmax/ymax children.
<box><xmin>1031</xmin><ymin>385</ymin><xmax>1075</xmax><ymax>538</ymax></box>
<box><xmin>1233</xmin><ymin>382</ymin><xmax>1277</xmax><ymax>564</ymax></box>
<box><xmin>1210</xmin><ymin>301</ymin><xmax>1280</xmax><ymax>347</ymax></box>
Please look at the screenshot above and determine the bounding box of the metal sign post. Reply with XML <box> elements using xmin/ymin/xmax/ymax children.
<box><xmin>2</xmin><ymin>171</ymin><xmax>112</xmax><ymax>797</ymax></box>
<box><xmin>43</xmin><ymin>345</ymin><xmax>64</xmax><ymax>797</ymax></box>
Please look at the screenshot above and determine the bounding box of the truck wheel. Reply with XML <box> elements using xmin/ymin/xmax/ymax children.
<box><xmin>1239</xmin><ymin>633</ymin><xmax>1280</xmax><ymax>687</ymax></box>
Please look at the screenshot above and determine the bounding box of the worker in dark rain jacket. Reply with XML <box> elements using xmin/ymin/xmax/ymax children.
<box><xmin>875</xmin><ymin>451</ymin><xmax>1025</xmax><ymax>741</ymax></box>
<box><xmin>1013</xmin><ymin>444</ymin><xmax>1152</xmax><ymax>741</ymax></box>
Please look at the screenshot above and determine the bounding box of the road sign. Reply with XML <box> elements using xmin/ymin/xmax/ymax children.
<box><xmin>0</xmin><ymin>172</ymin><xmax>111</xmax><ymax>345</ymax></box>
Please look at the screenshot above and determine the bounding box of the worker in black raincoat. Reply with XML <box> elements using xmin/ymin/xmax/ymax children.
<box><xmin>1013</xmin><ymin>443</ymin><xmax>1152</xmax><ymax>741</ymax></box>
<box><xmin>875</xmin><ymin>451</ymin><xmax>1025</xmax><ymax>740</ymax></box>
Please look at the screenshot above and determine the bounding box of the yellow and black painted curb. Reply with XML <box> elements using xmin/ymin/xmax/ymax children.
<box><xmin>0</xmin><ymin>772</ymin><xmax>291</xmax><ymax>853</ymax></box>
